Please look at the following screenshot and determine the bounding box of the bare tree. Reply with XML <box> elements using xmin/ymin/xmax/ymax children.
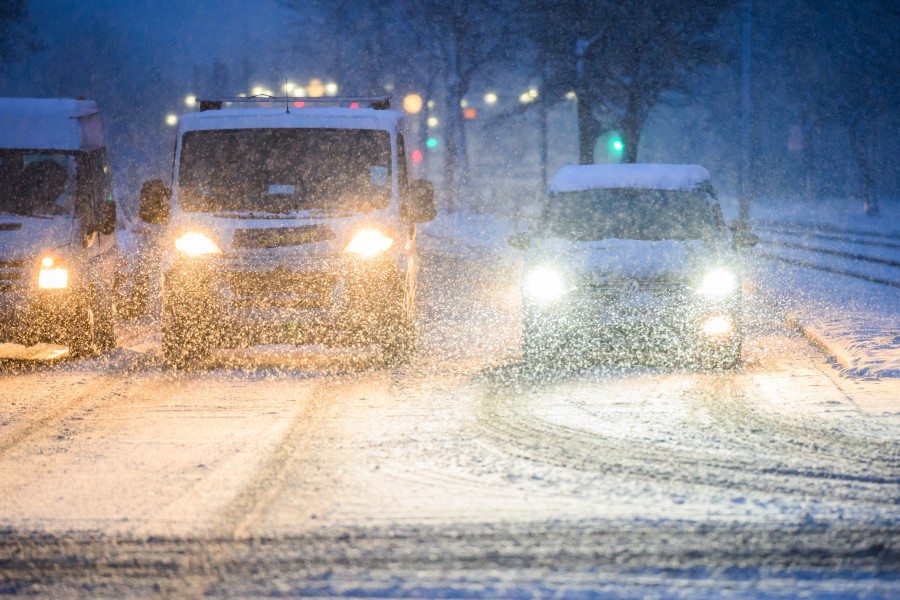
<box><xmin>761</xmin><ymin>0</ymin><xmax>898</xmax><ymax>215</ymax></box>
<box><xmin>522</xmin><ymin>0</ymin><xmax>732</xmax><ymax>164</ymax></box>
<box><xmin>400</xmin><ymin>0</ymin><xmax>516</xmax><ymax>210</ymax></box>
<box><xmin>837</xmin><ymin>0</ymin><xmax>899</xmax><ymax>216</ymax></box>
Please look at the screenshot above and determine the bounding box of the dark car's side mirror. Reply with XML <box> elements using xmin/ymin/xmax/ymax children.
<box><xmin>507</xmin><ymin>232</ymin><xmax>532</xmax><ymax>250</ymax></box>
<box><xmin>139</xmin><ymin>179</ymin><xmax>171</xmax><ymax>225</ymax></box>
<box><xmin>99</xmin><ymin>201</ymin><xmax>116</xmax><ymax>235</ymax></box>
<box><xmin>408</xmin><ymin>179</ymin><xmax>436</xmax><ymax>223</ymax></box>
<box><xmin>730</xmin><ymin>219</ymin><xmax>759</xmax><ymax>249</ymax></box>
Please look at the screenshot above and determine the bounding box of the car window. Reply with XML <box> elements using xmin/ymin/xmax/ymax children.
<box><xmin>543</xmin><ymin>188</ymin><xmax>720</xmax><ymax>241</ymax></box>
<box><xmin>0</xmin><ymin>151</ymin><xmax>76</xmax><ymax>217</ymax></box>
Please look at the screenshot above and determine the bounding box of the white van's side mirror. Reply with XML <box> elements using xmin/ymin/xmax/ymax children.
<box><xmin>408</xmin><ymin>179</ymin><xmax>436</xmax><ymax>223</ymax></box>
<box><xmin>140</xmin><ymin>179</ymin><xmax>171</xmax><ymax>225</ymax></box>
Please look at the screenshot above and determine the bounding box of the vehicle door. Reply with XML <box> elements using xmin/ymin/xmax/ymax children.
<box><xmin>75</xmin><ymin>148</ymin><xmax>117</xmax><ymax>295</ymax></box>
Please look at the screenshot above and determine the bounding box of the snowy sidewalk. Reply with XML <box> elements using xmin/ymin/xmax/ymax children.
<box><xmin>748</xmin><ymin>198</ymin><xmax>899</xmax><ymax>378</ymax></box>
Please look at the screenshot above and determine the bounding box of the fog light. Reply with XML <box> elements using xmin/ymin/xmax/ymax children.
<box><xmin>702</xmin><ymin>315</ymin><xmax>733</xmax><ymax>337</ymax></box>
<box><xmin>39</xmin><ymin>267</ymin><xmax>69</xmax><ymax>289</ymax></box>
<box><xmin>345</xmin><ymin>229</ymin><xmax>393</xmax><ymax>258</ymax></box>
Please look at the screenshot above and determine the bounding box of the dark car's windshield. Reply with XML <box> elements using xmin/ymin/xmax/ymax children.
<box><xmin>178</xmin><ymin>128</ymin><xmax>392</xmax><ymax>213</ymax></box>
<box><xmin>543</xmin><ymin>188</ymin><xmax>720</xmax><ymax>241</ymax></box>
<box><xmin>0</xmin><ymin>151</ymin><xmax>76</xmax><ymax>217</ymax></box>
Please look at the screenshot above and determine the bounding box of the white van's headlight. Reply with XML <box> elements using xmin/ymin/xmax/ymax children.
<box><xmin>175</xmin><ymin>232</ymin><xmax>222</xmax><ymax>257</ymax></box>
<box><xmin>344</xmin><ymin>229</ymin><xmax>393</xmax><ymax>258</ymax></box>
<box><xmin>38</xmin><ymin>256</ymin><xmax>69</xmax><ymax>289</ymax></box>
<box><xmin>697</xmin><ymin>267</ymin><xmax>736</xmax><ymax>298</ymax></box>
<box><xmin>523</xmin><ymin>265</ymin><xmax>569</xmax><ymax>303</ymax></box>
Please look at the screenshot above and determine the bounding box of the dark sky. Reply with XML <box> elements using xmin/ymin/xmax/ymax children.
<box><xmin>28</xmin><ymin>0</ymin><xmax>292</xmax><ymax>78</ymax></box>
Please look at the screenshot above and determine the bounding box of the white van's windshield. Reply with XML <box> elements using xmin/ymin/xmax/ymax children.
<box><xmin>543</xmin><ymin>188</ymin><xmax>721</xmax><ymax>241</ymax></box>
<box><xmin>178</xmin><ymin>128</ymin><xmax>392</xmax><ymax>214</ymax></box>
<box><xmin>0</xmin><ymin>151</ymin><xmax>76</xmax><ymax>217</ymax></box>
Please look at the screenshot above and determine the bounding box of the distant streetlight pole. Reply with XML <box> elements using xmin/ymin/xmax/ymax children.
<box><xmin>739</xmin><ymin>0</ymin><xmax>753</xmax><ymax>221</ymax></box>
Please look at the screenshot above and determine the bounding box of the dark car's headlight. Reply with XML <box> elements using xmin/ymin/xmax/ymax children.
<box><xmin>696</xmin><ymin>267</ymin><xmax>736</xmax><ymax>299</ymax></box>
<box><xmin>523</xmin><ymin>265</ymin><xmax>571</xmax><ymax>303</ymax></box>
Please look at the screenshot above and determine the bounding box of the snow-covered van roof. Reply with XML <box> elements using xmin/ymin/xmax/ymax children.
<box><xmin>548</xmin><ymin>164</ymin><xmax>712</xmax><ymax>194</ymax></box>
<box><xmin>0</xmin><ymin>97</ymin><xmax>105</xmax><ymax>151</ymax></box>
<box><xmin>178</xmin><ymin>107</ymin><xmax>405</xmax><ymax>134</ymax></box>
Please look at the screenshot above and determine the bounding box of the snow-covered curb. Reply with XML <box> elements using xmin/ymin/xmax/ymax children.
<box><xmin>783</xmin><ymin>312</ymin><xmax>857</xmax><ymax>373</ymax></box>
<box><xmin>752</xmin><ymin>282</ymin><xmax>899</xmax><ymax>378</ymax></box>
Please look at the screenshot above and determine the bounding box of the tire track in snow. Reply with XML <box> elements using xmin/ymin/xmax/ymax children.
<box><xmin>209</xmin><ymin>377</ymin><xmax>341</xmax><ymax>539</ymax></box>
<box><xmin>687</xmin><ymin>373</ymin><xmax>900</xmax><ymax>475</ymax></box>
<box><xmin>475</xmin><ymin>371</ymin><xmax>900</xmax><ymax>505</ymax></box>
<box><xmin>0</xmin><ymin>373</ymin><xmax>129</xmax><ymax>458</ymax></box>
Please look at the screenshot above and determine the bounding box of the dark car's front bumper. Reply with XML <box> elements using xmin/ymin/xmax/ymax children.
<box><xmin>522</xmin><ymin>287</ymin><xmax>742</xmax><ymax>362</ymax></box>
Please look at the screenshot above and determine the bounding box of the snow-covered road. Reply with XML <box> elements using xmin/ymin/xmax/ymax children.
<box><xmin>1</xmin><ymin>242</ymin><xmax>898</xmax><ymax>597</ymax></box>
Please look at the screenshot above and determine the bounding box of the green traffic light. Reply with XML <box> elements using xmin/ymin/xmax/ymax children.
<box><xmin>611</xmin><ymin>139</ymin><xmax>624</xmax><ymax>152</ymax></box>
<box><xmin>426</xmin><ymin>137</ymin><xmax>438</xmax><ymax>149</ymax></box>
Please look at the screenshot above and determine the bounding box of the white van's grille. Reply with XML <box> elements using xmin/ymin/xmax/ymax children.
<box><xmin>225</xmin><ymin>269</ymin><xmax>336</xmax><ymax>308</ymax></box>
<box><xmin>232</xmin><ymin>225</ymin><xmax>336</xmax><ymax>250</ymax></box>
<box><xmin>0</xmin><ymin>260</ymin><xmax>26</xmax><ymax>291</ymax></box>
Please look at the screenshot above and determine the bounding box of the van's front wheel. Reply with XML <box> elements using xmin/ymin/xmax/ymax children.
<box><xmin>66</xmin><ymin>289</ymin><xmax>115</xmax><ymax>358</ymax></box>
<box><xmin>381</xmin><ymin>287</ymin><xmax>415</xmax><ymax>367</ymax></box>
<box><xmin>162</xmin><ymin>294</ymin><xmax>212</xmax><ymax>368</ymax></box>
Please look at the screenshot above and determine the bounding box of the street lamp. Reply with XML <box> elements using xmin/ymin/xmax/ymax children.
<box><xmin>307</xmin><ymin>79</ymin><xmax>325</xmax><ymax>98</ymax></box>
<box><xmin>427</xmin><ymin>116</ymin><xmax>439</xmax><ymax>128</ymax></box>
<box><xmin>484</xmin><ymin>92</ymin><xmax>498</xmax><ymax>105</ymax></box>
<box><xmin>403</xmin><ymin>94</ymin><xmax>423</xmax><ymax>114</ymax></box>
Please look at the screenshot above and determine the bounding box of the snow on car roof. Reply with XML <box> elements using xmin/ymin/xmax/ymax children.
<box><xmin>178</xmin><ymin>106</ymin><xmax>405</xmax><ymax>134</ymax></box>
<box><xmin>0</xmin><ymin>97</ymin><xmax>104</xmax><ymax>151</ymax></box>
<box><xmin>548</xmin><ymin>164</ymin><xmax>712</xmax><ymax>193</ymax></box>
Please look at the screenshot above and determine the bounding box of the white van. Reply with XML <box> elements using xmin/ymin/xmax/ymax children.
<box><xmin>139</xmin><ymin>96</ymin><xmax>435</xmax><ymax>367</ymax></box>
<box><xmin>0</xmin><ymin>98</ymin><xmax>117</xmax><ymax>357</ymax></box>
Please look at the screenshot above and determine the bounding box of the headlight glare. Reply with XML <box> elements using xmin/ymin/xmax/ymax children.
<box><xmin>344</xmin><ymin>229</ymin><xmax>393</xmax><ymax>258</ymax></box>
<box><xmin>38</xmin><ymin>256</ymin><xmax>68</xmax><ymax>289</ymax></box>
<box><xmin>523</xmin><ymin>265</ymin><xmax>568</xmax><ymax>303</ymax></box>
<box><xmin>702</xmin><ymin>315</ymin><xmax>733</xmax><ymax>337</ymax></box>
<box><xmin>175</xmin><ymin>232</ymin><xmax>222</xmax><ymax>257</ymax></box>
<box><xmin>697</xmin><ymin>267</ymin><xmax>736</xmax><ymax>298</ymax></box>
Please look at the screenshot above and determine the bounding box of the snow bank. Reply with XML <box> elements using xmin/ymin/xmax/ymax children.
<box><xmin>748</xmin><ymin>197</ymin><xmax>899</xmax><ymax>377</ymax></box>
